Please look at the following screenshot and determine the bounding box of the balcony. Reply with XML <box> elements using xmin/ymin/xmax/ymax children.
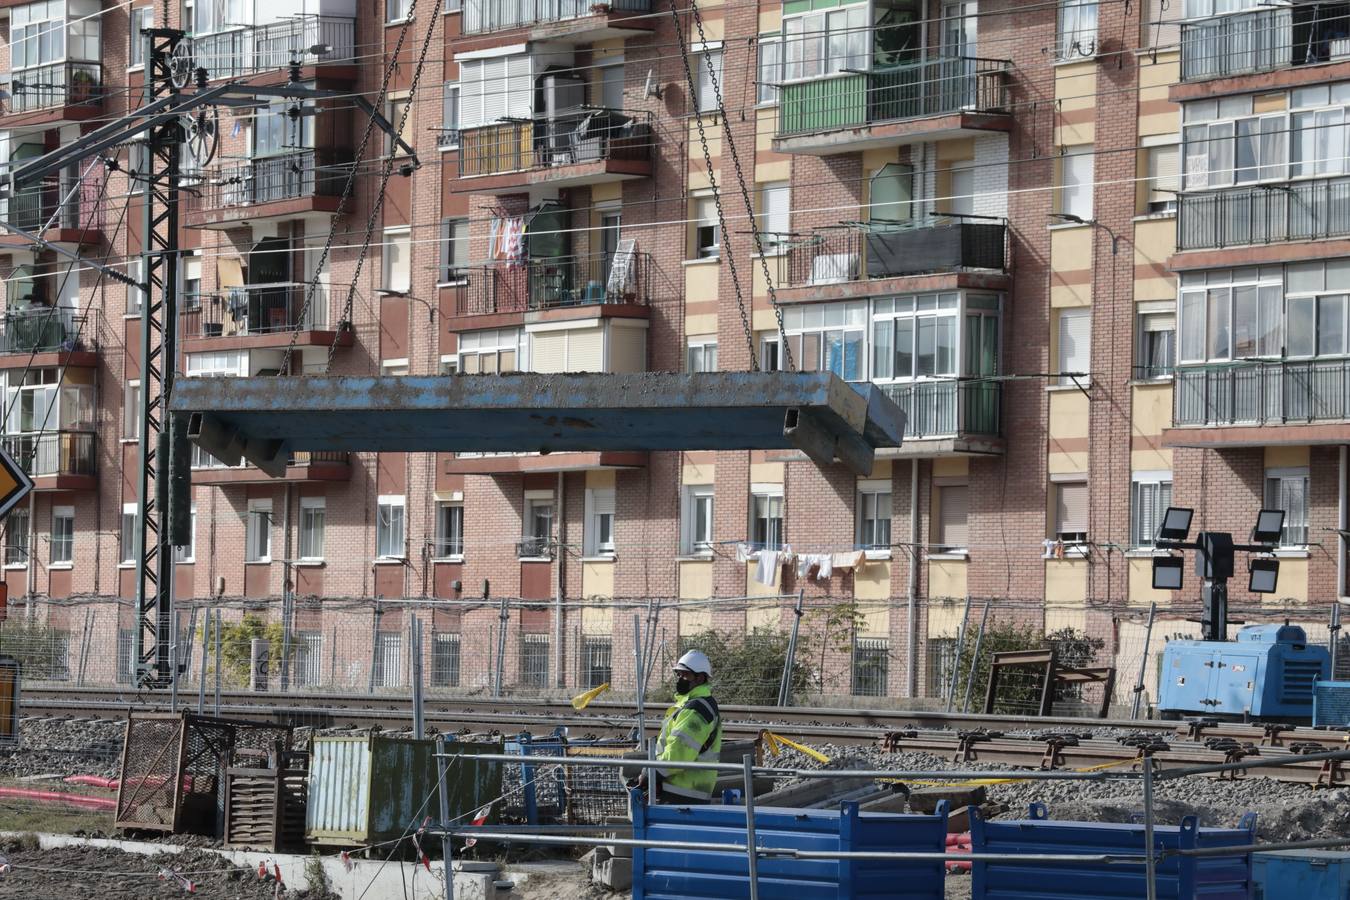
<box><xmin>461</xmin><ymin>0</ymin><xmax>653</xmax><ymax>40</ymax></box>
<box><xmin>447</xmin><ymin>449</ymin><xmax>647</xmax><ymax>474</ymax></box>
<box><xmin>1179</xmin><ymin>5</ymin><xmax>1350</xmax><ymax>85</ymax></box>
<box><xmin>454</xmin><ymin>251</ymin><xmax>651</xmax><ymax>322</ymax></box>
<box><xmin>0</xmin><ymin>310</ymin><xmax>98</xmax><ymax>369</ymax></box>
<box><xmin>184</xmin><ymin>149</ymin><xmax>350</xmax><ymax>229</ymax></box>
<box><xmin>0</xmin><ymin>431</ymin><xmax>95</xmax><ymax>490</ymax></box>
<box><xmin>773</xmin><ymin>57</ymin><xmax>1011</xmax><ymax>155</ymax></box>
<box><xmin>455</xmin><ymin>111</ymin><xmax>652</xmax><ymax>192</ymax></box>
<box><xmin>880</xmin><ymin>380</ymin><xmax>1001</xmax><ymax>451</ymax></box>
<box><xmin>1</xmin><ymin>63</ymin><xmax>102</xmax><ymax>126</ymax></box>
<box><xmin>184</xmin><ymin>16</ymin><xmax>358</xmax><ymax>82</ymax></box>
<box><xmin>1168</xmin><ymin>359</ymin><xmax>1350</xmax><ymax>446</ymax></box>
<box><xmin>181</xmin><ymin>284</ymin><xmax>353</xmax><ymax>351</ymax></box>
<box><xmin>1177</xmin><ymin>177</ymin><xmax>1350</xmax><ymax>252</ymax></box>
<box><xmin>2</xmin><ymin>165</ymin><xmax>106</xmax><ymax>248</ymax></box>
<box><xmin>191</xmin><ymin>446</ymin><xmax>351</xmax><ymax>484</ymax></box>
<box><xmin>778</xmin><ymin>218</ymin><xmax>1008</xmax><ymax>303</ymax></box>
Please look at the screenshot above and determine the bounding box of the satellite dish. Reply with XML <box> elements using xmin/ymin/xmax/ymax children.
<box><xmin>643</xmin><ymin>69</ymin><xmax>661</xmax><ymax>100</ymax></box>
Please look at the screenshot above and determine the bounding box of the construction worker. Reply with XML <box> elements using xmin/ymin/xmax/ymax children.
<box><xmin>634</xmin><ymin>649</ymin><xmax>723</xmax><ymax>804</ymax></box>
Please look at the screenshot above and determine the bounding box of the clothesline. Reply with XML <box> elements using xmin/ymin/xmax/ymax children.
<box><xmin>733</xmin><ymin>543</ymin><xmax>870</xmax><ymax>588</ymax></box>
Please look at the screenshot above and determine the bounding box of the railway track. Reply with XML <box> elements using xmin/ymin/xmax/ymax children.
<box><xmin>16</xmin><ymin>687</ymin><xmax>1350</xmax><ymax>787</ymax></box>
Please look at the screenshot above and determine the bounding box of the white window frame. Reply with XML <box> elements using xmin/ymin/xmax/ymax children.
<box><xmin>692</xmin><ymin>194</ymin><xmax>720</xmax><ymax>259</ymax></box>
<box><xmin>1057</xmin><ymin>0</ymin><xmax>1098</xmax><ymax>60</ymax></box>
<box><xmin>1136</xmin><ymin>309</ymin><xmax>1176</xmax><ymax>380</ymax></box>
<box><xmin>434</xmin><ymin>500</ymin><xmax>464</xmax><ymax>560</ymax></box>
<box><xmin>1265</xmin><ymin>467</ymin><xmax>1310</xmax><ymax>548</ymax></box>
<box><xmin>438</xmin><ymin>82</ymin><xmax>459</xmax><ymax>150</ymax></box>
<box><xmin>759</xmin><ymin>181</ymin><xmax>790</xmax><ymax>251</ymax></box>
<box><xmin>376</xmin><ymin>495</ymin><xmax>406</xmax><ymax>560</ymax></box>
<box><xmin>1057</xmin><ymin>308</ymin><xmax>1091</xmax><ymax>386</ymax></box>
<box><xmin>458</xmin><ymin>327</ymin><xmax>525</xmax><ymax>374</ymax></box>
<box><xmin>123</xmin><ymin>379</ymin><xmax>141</xmax><ymax>440</ymax></box>
<box><xmin>687</xmin><ymin>337</ymin><xmax>718</xmax><ymax>373</ymax></box>
<box><xmin>584</xmin><ymin>487</ymin><xmax>616</xmax><ymax>558</ymax></box>
<box><xmin>246</xmin><ymin>499</ymin><xmax>272</xmax><ymax>563</ymax></box>
<box><xmin>1052</xmin><ymin>478</ymin><xmax>1089</xmax><ymax>551</ymax></box>
<box><xmin>750</xmin><ymin>486</ymin><xmax>784</xmax><ymax>551</ymax></box>
<box><xmin>382</xmin><ymin>226</ymin><xmax>411</xmax><ymax>293</ymax></box>
<box><xmin>119</xmin><ymin>502</ymin><xmax>138</xmax><ymax>565</ymax></box>
<box><xmin>1130</xmin><ymin>471</ymin><xmax>1173</xmax><ymax>549</ymax></box>
<box><xmin>522</xmin><ymin>492</ymin><xmax>554</xmax><ymax>559</ymax></box>
<box><xmin>299</xmin><ymin>496</ymin><xmax>325</xmax><ymax>562</ymax></box>
<box><xmin>128</xmin><ymin>6</ymin><xmax>152</xmax><ymax>70</ymax></box>
<box><xmin>126</xmin><ymin>258</ymin><xmax>145</xmax><ymax>314</ymax></box>
<box><xmin>692</xmin><ymin>44</ymin><xmax>724</xmax><ymax>114</ymax></box>
<box><xmin>174</xmin><ymin>504</ymin><xmax>196</xmax><ymax>563</ymax></box>
<box><xmin>1056</xmin><ymin>145</ymin><xmax>1095</xmax><ymax>219</ymax></box>
<box><xmin>681</xmin><ymin>485</ymin><xmax>714</xmax><ymax>557</ymax></box>
<box><xmin>757</xmin><ymin>33</ymin><xmax>781</xmax><ymax>106</ymax></box>
<box><xmin>856</xmin><ymin>480</ymin><xmax>892</xmax><ymax>556</ymax></box>
<box><xmin>50</xmin><ymin>504</ymin><xmax>73</xmax><ymax>567</ymax></box>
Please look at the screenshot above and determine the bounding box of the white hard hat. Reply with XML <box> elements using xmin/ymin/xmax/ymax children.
<box><xmin>674</xmin><ymin>649</ymin><xmax>712</xmax><ymax>678</ymax></box>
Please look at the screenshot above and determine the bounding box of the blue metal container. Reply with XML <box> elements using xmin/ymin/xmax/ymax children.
<box><xmin>1158</xmin><ymin>624</ymin><xmax>1329</xmax><ymax>720</ymax></box>
<box><xmin>1313</xmin><ymin>681</ymin><xmax>1350</xmax><ymax>727</ymax></box>
<box><xmin>1253</xmin><ymin>850</ymin><xmax>1350</xmax><ymax>899</ymax></box>
<box><xmin>632</xmin><ymin>796</ymin><xmax>949</xmax><ymax>899</ymax></box>
<box><xmin>970</xmin><ymin>804</ymin><xmax>1256</xmax><ymax>900</ymax></box>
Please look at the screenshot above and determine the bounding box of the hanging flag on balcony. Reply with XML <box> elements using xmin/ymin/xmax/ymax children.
<box><xmin>0</xmin><ymin>447</ymin><xmax>34</xmax><ymax>521</ymax></box>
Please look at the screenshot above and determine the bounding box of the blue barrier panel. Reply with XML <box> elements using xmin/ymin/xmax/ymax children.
<box><xmin>1253</xmin><ymin>850</ymin><xmax>1350</xmax><ymax>900</ymax></box>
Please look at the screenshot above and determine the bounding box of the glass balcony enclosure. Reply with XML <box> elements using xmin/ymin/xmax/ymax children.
<box><xmin>461</xmin><ymin>0</ymin><xmax>651</xmax><ymax>36</ymax></box>
<box><xmin>0</xmin><ymin>367</ymin><xmax>94</xmax><ymax>477</ymax></box>
<box><xmin>1180</xmin><ymin>1</ymin><xmax>1350</xmax><ymax>82</ymax></box>
<box><xmin>6</xmin><ymin>0</ymin><xmax>101</xmax><ymax>113</ymax></box>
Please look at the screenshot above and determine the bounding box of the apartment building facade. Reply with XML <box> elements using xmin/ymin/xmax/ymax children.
<box><xmin>0</xmin><ymin>0</ymin><xmax>1344</xmax><ymax>698</ymax></box>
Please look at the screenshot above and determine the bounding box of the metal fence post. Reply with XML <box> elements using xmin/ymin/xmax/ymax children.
<box><xmin>778</xmin><ymin>590</ymin><xmax>804</xmax><ymax>707</ymax></box>
<box><xmin>435</xmin><ymin>736</ymin><xmax>455</xmax><ymax>900</ymax></box>
<box><xmin>213</xmin><ymin>609</ymin><xmax>222</xmax><ymax>715</ymax></box>
<box><xmin>1331</xmin><ymin>602</ymin><xmax>1342</xmax><ymax>678</ymax></box>
<box><xmin>197</xmin><ymin>609</ymin><xmax>208</xmax><ymax>714</ymax></box>
<box><xmin>412</xmin><ymin>616</ymin><xmax>424</xmax><ymax>738</ymax></box>
<box><xmin>494</xmin><ymin>596</ymin><xmax>509</xmax><ymax>698</ymax></box>
<box><xmin>961</xmin><ymin>600</ymin><xmax>991</xmax><ymax>714</ymax></box>
<box><xmin>742</xmin><ymin>753</ymin><xmax>760</xmax><ymax>900</ymax></box>
<box><xmin>633</xmin><ymin>612</ymin><xmax>646</xmax><ymax>738</ymax></box>
<box><xmin>945</xmin><ymin>596</ymin><xmax>973</xmax><ymax>711</ymax></box>
<box><xmin>169</xmin><ymin>603</ymin><xmax>179</xmax><ymax>713</ymax></box>
<box><xmin>1132</xmin><ymin>602</ymin><xmax>1158</xmax><ymax>720</ymax></box>
<box><xmin>1143</xmin><ymin>755</ymin><xmax>1158</xmax><ymax>900</ymax></box>
<box><xmin>367</xmin><ymin>607</ymin><xmax>380</xmax><ymax>695</ymax></box>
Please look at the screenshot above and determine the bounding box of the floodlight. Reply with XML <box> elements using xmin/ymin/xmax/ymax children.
<box><xmin>1248</xmin><ymin>558</ymin><xmax>1280</xmax><ymax>594</ymax></box>
<box><xmin>1157</xmin><ymin>506</ymin><xmax>1194</xmax><ymax>542</ymax></box>
<box><xmin>1252</xmin><ymin>509</ymin><xmax>1286</xmax><ymax>545</ymax></box>
<box><xmin>1152</xmin><ymin>555</ymin><xmax>1184</xmax><ymax>591</ymax></box>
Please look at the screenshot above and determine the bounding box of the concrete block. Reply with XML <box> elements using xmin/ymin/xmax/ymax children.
<box><xmin>607</xmin><ymin>841</ymin><xmax>632</xmax><ymax>860</ymax></box>
<box><xmin>454</xmin><ymin>872</ymin><xmax>496</xmax><ymax>900</ymax></box>
<box><xmin>595</xmin><ymin>855</ymin><xmax>633</xmax><ymax>892</ymax></box>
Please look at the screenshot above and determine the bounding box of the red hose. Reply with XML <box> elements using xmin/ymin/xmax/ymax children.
<box><xmin>945</xmin><ymin>832</ymin><xmax>972</xmax><ymax>846</ymax></box>
<box><xmin>63</xmin><ymin>775</ymin><xmax>119</xmax><ymax>789</ymax></box>
<box><xmin>946</xmin><ymin>834</ymin><xmax>973</xmax><ymax>873</ymax></box>
<box><xmin>0</xmin><ymin>786</ymin><xmax>117</xmax><ymax>810</ymax></box>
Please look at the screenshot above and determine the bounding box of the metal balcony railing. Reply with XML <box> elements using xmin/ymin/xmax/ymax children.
<box><xmin>8</xmin><ymin>164</ymin><xmax>106</xmax><ymax>233</ymax></box>
<box><xmin>878</xmin><ymin>379</ymin><xmax>1000</xmax><ymax>439</ymax></box>
<box><xmin>0</xmin><ymin>310</ymin><xmax>95</xmax><ymax>355</ymax></box>
<box><xmin>458</xmin><ymin>110</ymin><xmax>652</xmax><ymax>178</ymax></box>
<box><xmin>6</xmin><ymin>63</ymin><xmax>102</xmax><ymax>114</ymax></box>
<box><xmin>1177</xmin><ymin>177</ymin><xmax>1350</xmax><ymax>250</ymax></box>
<box><xmin>1</xmin><ymin>431</ymin><xmax>95</xmax><ymax>478</ymax></box>
<box><xmin>777</xmin><ymin>56</ymin><xmax>1010</xmax><ymax>137</ymax></box>
<box><xmin>1180</xmin><ymin>6</ymin><xmax>1350</xmax><ymax>82</ymax></box>
<box><xmin>192</xmin><ymin>446</ymin><xmax>348</xmax><ymax>470</ymax></box>
<box><xmin>186</xmin><ymin>16</ymin><xmax>357</xmax><ymax>79</ymax></box>
<box><xmin>462</xmin><ymin>0</ymin><xmax>650</xmax><ymax>35</ymax></box>
<box><xmin>458</xmin><ymin>251</ymin><xmax>651</xmax><ymax>317</ymax></box>
<box><xmin>194</xmin><ymin>149</ymin><xmax>350</xmax><ymax>212</ymax></box>
<box><xmin>782</xmin><ymin>218</ymin><xmax>1007</xmax><ymax>287</ymax></box>
<box><xmin>1174</xmin><ymin>359</ymin><xmax>1350</xmax><ymax>426</ymax></box>
<box><xmin>182</xmin><ymin>284</ymin><xmax>334</xmax><ymax>337</ymax></box>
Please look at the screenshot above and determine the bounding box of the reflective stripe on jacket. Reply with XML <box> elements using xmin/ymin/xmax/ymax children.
<box><xmin>655</xmin><ymin>683</ymin><xmax>722</xmax><ymax>800</ymax></box>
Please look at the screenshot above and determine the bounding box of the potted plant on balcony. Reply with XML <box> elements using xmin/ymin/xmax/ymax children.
<box><xmin>68</xmin><ymin>69</ymin><xmax>99</xmax><ymax>106</ymax></box>
<box><xmin>589</xmin><ymin>2</ymin><xmax>611</xmax><ymax>12</ymax></box>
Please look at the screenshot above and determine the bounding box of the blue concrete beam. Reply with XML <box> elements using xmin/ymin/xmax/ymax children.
<box><xmin>170</xmin><ymin>372</ymin><xmax>906</xmax><ymax>474</ymax></box>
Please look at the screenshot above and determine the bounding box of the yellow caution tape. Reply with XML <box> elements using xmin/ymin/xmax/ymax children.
<box><xmin>570</xmin><ymin>682</ymin><xmax>610</xmax><ymax>710</ymax></box>
<box><xmin>763</xmin><ymin>731</ymin><xmax>832</xmax><ymax>764</ymax></box>
<box><xmin>886</xmin><ymin>756</ymin><xmax>1136</xmax><ymax>789</ymax></box>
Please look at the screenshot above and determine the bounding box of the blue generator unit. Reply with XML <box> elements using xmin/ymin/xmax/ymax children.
<box><xmin>1158</xmin><ymin>624</ymin><xmax>1329</xmax><ymax>722</ymax></box>
<box><xmin>1253</xmin><ymin>850</ymin><xmax>1350</xmax><ymax>899</ymax></box>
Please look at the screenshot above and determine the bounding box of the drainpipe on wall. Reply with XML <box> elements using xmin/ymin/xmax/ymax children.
<box><xmin>555</xmin><ymin>470</ymin><xmax>565</xmax><ymax>689</ymax></box>
<box><xmin>1340</xmin><ymin>446</ymin><xmax>1348</xmax><ymax>599</ymax></box>
<box><xmin>907</xmin><ymin>458</ymin><xmax>919</xmax><ymax>698</ymax></box>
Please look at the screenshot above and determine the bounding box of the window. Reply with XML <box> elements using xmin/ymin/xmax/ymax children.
<box><xmin>1056</xmin><ymin>146</ymin><xmax>1094</xmax><ymax>219</ymax></box>
<box><xmin>926</xmin><ymin>637</ymin><xmax>958</xmax><ymax>698</ymax></box>
<box><xmin>294</xmin><ymin>632</ymin><xmax>323</xmax><ymax>686</ymax></box>
<box><xmin>459</xmin><ymin>328</ymin><xmax>524</xmax><ymax>374</ymax></box>
<box><xmin>1057</xmin><ymin>309</ymin><xmax>1091</xmax><ymax>385</ymax></box>
<box><xmin>1053</xmin><ymin>480</ymin><xmax>1089</xmax><ymax>545</ymax></box>
<box><xmin>246</xmin><ymin>500</ymin><xmax>271</xmax><ymax>562</ymax></box>
<box><xmin>585</xmin><ymin>488</ymin><xmax>615</xmax><ymax>557</ymax></box>
<box><xmin>852</xmin><ymin>637</ymin><xmax>889</xmax><ymax>697</ymax></box>
<box><xmin>182</xmin><ymin>255</ymin><xmax>202</xmax><ymax>306</ymax></box>
<box><xmin>759</xmin><ymin>182</ymin><xmax>789</xmax><ymax>249</ymax></box>
<box><xmin>51</xmin><ymin>505</ymin><xmax>72</xmax><ymax>565</ymax></box>
<box><xmin>119</xmin><ymin>503</ymin><xmax>138</xmax><ymax>564</ymax></box>
<box><xmin>692</xmin><ymin>47</ymin><xmax>723</xmax><ymax>114</ymax></box>
<box><xmin>1057</xmin><ymin>0</ymin><xmax>1098</xmax><ymax>59</ymax></box>
<box><xmin>687</xmin><ymin>338</ymin><xmax>718</xmax><ymax>373</ymax></box>
<box><xmin>373</xmin><ymin>632</ymin><xmax>403</xmax><ymax>687</ymax></box>
<box><xmin>385</xmin><ymin>95</ymin><xmax>411</xmax><ymax>157</ymax></box>
<box><xmin>434</xmin><ymin>501</ymin><xmax>463</xmax><ymax>558</ymax></box>
<box><xmin>386</xmin><ymin>0</ymin><xmax>410</xmax><ymax>22</ymax></box>
<box><xmin>870</xmin><ymin>294</ymin><xmax>959</xmax><ymax>382</ymax></box>
<box><xmin>128</xmin><ymin>7</ymin><xmax>151</xmax><ymax>68</ymax></box>
<box><xmin>870</xmin><ymin>164</ymin><xmax>914</xmax><ymax>224</ymax></box>
<box><xmin>174</xmin><ymin>505</ymin><xmax>196</xmax><ymax>563</ymax></box>
<box><xmin>377</xmin><ymin>495</ymin><xmax>405</xmax><ymax>559</ymax></box>
<box><xmin>1136</xmin><ymin>311</ymin><xmax>1175</xmax><ymax>379</ymax></box>
<box><xmin>599</xmin><ymin>62</ymin><xmax>624</xmax><ymax>109</ymax></box>
<box><xmin>522</xmin><ymin>496</ymin><xmax>553</xmax><ymax>558</ymax></box>
<box><xmin>682</xmin><ymin>485</ymin><xmax>714</xmax><ymax>556</ymax></box>
<box><xmin>382</xmin><ymin>227</ymin><xmax>411</xmax><ymax>293</ymax></box>
<box><xmin>432</xmin><ymin>632</ymin><xmax>460</xmax><ymax>687</ymax></box>
<box><xmin>783</xmin><ymin>5</ymin><xmax>866</xmax><ymax>80</ymax></box>
<box><xmin>785</xmin><ymin>301</ymin><xmax>868</xmax><ymax>381</ymax></box>
<box><xmin>751</xmin><ymin>489</ymin><xmax>784</xmax><ymax>550</ymax></box>
<box><xmin>1266</xmin><ymin>468</ymin><xmax>1310</xmax><ymax>546</ymax></box>
<box><xmin>299</xmin><ymin>497</ymin><xmax>325</xmax><ymax>561</ymax></box>
<box><xmin>520</xmin><ymin>633</ymin><xmax>550</xmax><ymax>687</ymax></box>
<box><xmin>936</xmin><ymin>484</ymin><xmax>969</xmax><ymax>553</ymax></box>
<box><xmin>438</xmin><ymin>83</ymin><xmax>459</xmax><ymax>149</ymax></box>
<box><xmin>126</xmin><ymin>258</ymin><xmax>144</xmax><ymax>312</ymax></box>
<box><xmin>456</xmin><ymin>54</ymin><xmax>532</xmax><ymax>128</ymax></box>
<box><xmin>1178</xmin><ymin>268</ymin><xmax>1282</xmax><ymax>363</ymax></box>
<box><xmin>692</xmin><ymin>195</ymin><xmax>719</xmax><ymax>259</ymax></box>
<box><xmin>760</xmin><ymin>334</ymin><xmax>781</xmax><ymax>372</ymax></box>
<box><xmin>757</xmin><ymin>34</ymin><xmax>781</xmax><ymax>105</ymax></box>
<box><xmin>582</xmin><ymin>636</ymin><xmax>612</xmax><ymax>688</ymax></box>
<box><xmin>857</xmin><ymin>484</ymin><xmax>892</xmax><ymax>551</ymax></box>
<box><xmin>123</xmin><ymin>380</ymin><xmax>141</xmax><ymax>439</ymax></box>
<box><xmin>1145</xmin><ymin>144</ymin><xmax>1179</xmax><ymax>214</ymax></box>
<box><xmin>4</xmin><ymin>505</ymin><xmax>28</xmax><ymax>566</ymax></box>
<box><xmin>439</xmin><ymin>218</ymin><xmax>469</xmax><ymax>283</ymax></box>
<box><xmin>1131</xmin><ymin>473</ymin><xmax>1173</xmax><ymax>548</ymax></box>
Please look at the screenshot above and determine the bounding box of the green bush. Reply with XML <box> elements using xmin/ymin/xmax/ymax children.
<box><xmin>660</xmin><ymin>628</ymin><xmax>812</xmax><ymax>706</ymax></box>
<box><xmin>202</xmin><ymin>613</ymin><xmax>287</xmax><ymax>688</ymax></box>
<box><xmin>0</xmin><ymin>619</ymin><xmax>69</xmax><ymax>679</ymax></box>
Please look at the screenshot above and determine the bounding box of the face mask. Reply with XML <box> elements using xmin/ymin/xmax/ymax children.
<box><xmin>675</xmin><ymin>677</ymin><xmax>694</xmax><ymax>695</ymax></box>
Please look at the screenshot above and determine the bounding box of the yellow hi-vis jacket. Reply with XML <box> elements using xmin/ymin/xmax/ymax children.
<box><xmin>655</xmin><ymin>683</ymin><xmax>722</xmax><ymax>801</ymax></box>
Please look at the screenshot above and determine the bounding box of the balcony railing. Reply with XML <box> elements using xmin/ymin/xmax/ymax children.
<box><xmin>6</xmin><ymin>63</ymin><xmax>102</xmax><ymax>115</ymax></box>
<box><xmin>1180</xmin><ymin>6</ymin><xmax>1350</xmax><ymax>82</ymax></box>
<box><xmin>0</xmin><ymin>310</ymin><xmax>95</xmax><ymax>355</ymax></box>
<box><xmin>1177</xmin><ymin>177</ymin><xmax>1350</xmax><ymax>250</ymax></box>
<box><xmin>8</xmin><ymin>163</ymin><xmax>106</xmax><ymax>233</ymax></box>
<box><xmin>1174</xmin><ymin>359</ymin><xmax>1350</xmax><ymax>426</ymax></box>
<box><xmin>192</xmin><ymin>446</ymin><xmax>348</xmax><ymax>470</ymax></box>
<box><xmin>457</xmin><ymin>251</ymin><xmax>651</xmax><ymax>317</ymax></box>
<box><xmin>194</xmin><ymin>149</ymin><xmax>350</xmax><ymax>212</ymax></box>
<box><xmin>777</xmin><ymin>56</ymin><xmax>1010</xmax><ymax>137</ymax></box>
<box><xmin>879</xmin><ymin>379</ymin><xmax>1000</xmax><ymax>440</ymax></box>
<box><xmin>782</xmin><ymin>218</ymin><xmax>1006</xmax><ymax>287</ymax></box>
<box><xmin>186</xmin><ymin>16</ymin><xmax>357</xmax><ymax>79</ymax></box>
<box><xmin>182</xmin><ymin>284</ymin><xmax>333</xmax><ymax>338</ymax></box>
<box><xmin>1</xmin><ymin>431</ymin><xmax>95</xmax><ymax>478</ymax></box>
<box><xmin>458</xmin><ymin>110</ymin><xmax>652</xmax><ymax>179</ymax></box>
<box><xmin>462</xmin><ymin>0</ymin><xmax>650</xmax><ymax>35</ymax></box>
